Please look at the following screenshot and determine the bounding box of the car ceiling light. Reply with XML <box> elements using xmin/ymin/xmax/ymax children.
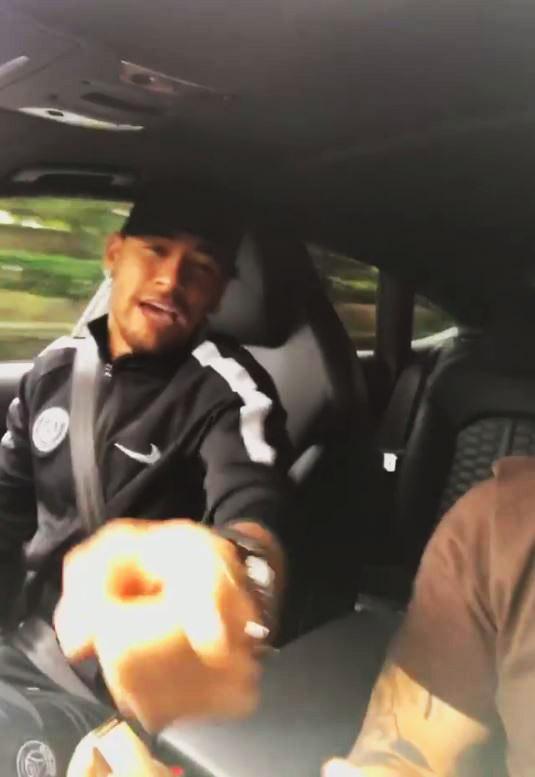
<box><xmin>0</xmin><ymin>55</ymin><xmax>29</xmax><ymax>83</ymax></box>
<box><xmin>19</xmin><ymin>107</ymin><xmax>144</xmax><ymax>131</ymax></box>
<box><xmin>120</xmin><ymin>60</ymin><xmax>232</xmax><ymax>101</ymax></box>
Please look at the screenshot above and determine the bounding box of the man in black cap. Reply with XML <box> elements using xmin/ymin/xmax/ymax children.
<box><xmin>0</xmin><ymin>185</ymin><xmax>291</xmax><ymax>774</ymax></box>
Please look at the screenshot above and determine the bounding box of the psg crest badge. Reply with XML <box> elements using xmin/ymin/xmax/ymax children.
<box><xmin>32</xmin><ymin>407</ymin><xmax>69</xmax><ymax>455</ymax></box>
<box><xmin>16</xmin><ymin>740</ymin><xmax>57</xmax><ymax>777</ymax></box>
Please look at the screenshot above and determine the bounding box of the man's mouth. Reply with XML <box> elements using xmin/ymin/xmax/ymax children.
<box><xmin>138</xmin><ymin>299</ymin><xmax>188</xmax><ymax>327</ymax></box>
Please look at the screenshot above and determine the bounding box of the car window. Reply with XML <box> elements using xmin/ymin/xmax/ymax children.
<box><xmin>0</xmin><ymin>197</ymin><xmax>131</xmax><ymax>360</ymax></box>
<box><xmin>309</xmin><ymin>245</ymin><xmax>379</xmax><ymax>350</ymax></box>
<box><xmin>413</xmin><ymin>295</ymin><xmax>457</xmax><ymax>346</ymax></box>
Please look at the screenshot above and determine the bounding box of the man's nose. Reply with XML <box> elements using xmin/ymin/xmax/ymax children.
<box><xmin>154</xmin><ymin>252</ymin><xmax>187</xmax><ymax>291</ymax></box>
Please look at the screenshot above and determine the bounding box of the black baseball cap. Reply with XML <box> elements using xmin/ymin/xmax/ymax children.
<box><xmin>121</xmin><ymin>183</ymin><xmax>244</xmax><ymax>275</ymax></box>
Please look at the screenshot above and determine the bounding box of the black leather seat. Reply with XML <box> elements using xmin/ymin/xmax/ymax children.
<box><xmin>396</xmin><ymin>315</ymin><xmax>535</xmax><ymax>574</ymax></box>
<box><xmin>209</xmin><ymin>233</ymin><xmax>371</xmax><ymax>465</ymax></box>
<box><xmin>208</xmin><ymin>232</ymin><xmax>380</xmax><ymax>635</ymax></box>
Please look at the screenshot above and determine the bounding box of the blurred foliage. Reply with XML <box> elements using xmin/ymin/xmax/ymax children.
<box><xmin>0</xmin><ymin>197</ymin><xmax>130</xmax><ymax>258</ymax></box>
<box><xmin>413</xmin><ymin>298</ymin><xmax>455</xmax><ymax>339</ymax></box>
<box><xmin>310</xmin><ymin>245</ymin><xmax>378</xmax><ymax>305</ymax></box>
<box><xmin>309</xmin><ymin>244</ymin><xmax>455</xmax><ymax>348</ymax></box>
<box><xmin>0</xmin><ymin>289</ymin><xmax>85</xmax><ymax>322</ymax></box>
<box><xmin>309</xmin><ymin>244</ymin><xmax>379</xmax><ymax>347</ymax></box>
<box><xmin>0</xmin><ymin>250</ymin><xmax>102</xmax><ymax>299</ymax></box>
<box><xmin>0</xmin><ymin>332</ymin><xmax>68</xmax><ymax>360</ymax></box>
<box><xmin>0</xmin><ymin>289</ymin><xmax>82</xmax><ymax>359</ymax></box>
<box><xmin>0</xmin><ymin>197</ymin><xmax>130</xmax><ymax>360</ymax></box>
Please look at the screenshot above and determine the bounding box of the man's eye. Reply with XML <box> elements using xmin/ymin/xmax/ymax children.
<box><xmin>196</xmin><ymin>263</ymin><xmax>214</xmax><ymax>275</ymax></box>
<box><xmin>146</xmin><ymin>244</ymin><xmax>167</xmax><ymax>258</ymax></box>
<box><xmin>191</xmin><ymin>257</ymin><xmax>217</xmax><ymax>276</ymax></box>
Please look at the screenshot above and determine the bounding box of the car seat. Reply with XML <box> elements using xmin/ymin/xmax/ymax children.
<box><xmin>396</xmin><ymin>310</ymin><xmax>535</xmax><ymax>575</ymax></box>
<box><xmin>207</xmin><ymin>231</ymin><xmax>381</xmax><ymax>637</ymax></box>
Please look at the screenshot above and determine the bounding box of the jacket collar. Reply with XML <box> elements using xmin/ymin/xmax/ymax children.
<box><xmin>87</xmin><ymin>314</ymin><xmax>197</xmax><ymax>376</ymax></box>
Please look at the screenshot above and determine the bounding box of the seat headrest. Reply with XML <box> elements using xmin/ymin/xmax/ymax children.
<box><xmin>207</xmin><ymin>232</ymin><xmax>316</xmax><ymax>346</ymax></box>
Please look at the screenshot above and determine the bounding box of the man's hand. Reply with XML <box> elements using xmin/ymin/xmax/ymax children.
<box><xmin>54</xmin><ymin>519</ymin><xmax>262</xmax><ymax>732</ymax></box>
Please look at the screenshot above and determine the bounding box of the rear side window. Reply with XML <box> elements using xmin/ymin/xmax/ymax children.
<box><xmin>0</xmin><ymin>197</ymin><xmax>131</xmax><ymax>360</ymax></box>
<box><xmin>309</xmin><ymin>245</ymin><xmax>379</xmax><ymax>350</ymax></box>
<box><xmin>413</xmin><ymin>295</ymin><xmax>457</xmax><ymax>345</ymax></box>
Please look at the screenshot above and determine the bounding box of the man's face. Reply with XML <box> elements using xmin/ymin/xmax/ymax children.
<box><xmin>104</xmin><ymin>233</ymin><xmax>227</xmax><ymax>358</ymax></box>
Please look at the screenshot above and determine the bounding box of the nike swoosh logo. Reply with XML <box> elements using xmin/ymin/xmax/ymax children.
<box><xmin>114</xmin><ymin>442</ymin><xmax>161</xmax><ymax>466</ymax></box>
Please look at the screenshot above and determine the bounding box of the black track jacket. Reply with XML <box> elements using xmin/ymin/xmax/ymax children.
<box><xmin>0</xmin><ymin>316</ymin><xmax>292</xmax><ymax>621</ymax></box>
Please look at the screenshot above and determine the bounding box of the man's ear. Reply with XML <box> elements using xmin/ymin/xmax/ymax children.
<box><xmin>103</xmin><ymin>233</ymin><xmax>124</xmax><ymax>277</ymax></box>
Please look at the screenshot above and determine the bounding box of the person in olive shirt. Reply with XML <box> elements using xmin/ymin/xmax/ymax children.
<box><xmin>324</xmin><ymin>456</ymin><xmax>535</xmax><ymax>777</ymax></box>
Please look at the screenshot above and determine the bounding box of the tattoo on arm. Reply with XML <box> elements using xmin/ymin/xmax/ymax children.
<box><xmin>350</xmin><ymin>662</ymin><xmax>433</xmax><ymax>773</ymax></box>
<box><xmin>348</xmin><ymin>662</ymin><xmax>490</xmax><ymax>776</ymax></box>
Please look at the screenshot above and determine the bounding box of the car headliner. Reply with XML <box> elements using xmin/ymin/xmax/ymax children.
<box><xmin>0</xmin><ymin>0</ymin><xmax>535</xmax><ymax>326</ymax></box>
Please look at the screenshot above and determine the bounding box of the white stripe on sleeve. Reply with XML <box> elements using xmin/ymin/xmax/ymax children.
<box><xmin>193</xmin><ymin>340</ymin><xmax>276</xmax><ymax>466</ymax></box>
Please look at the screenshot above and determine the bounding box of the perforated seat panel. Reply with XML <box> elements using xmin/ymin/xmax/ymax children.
<box><xmin>438</xmin><ymin>417</ymin><xmax>535</xmax><ymax>517</ymax></box>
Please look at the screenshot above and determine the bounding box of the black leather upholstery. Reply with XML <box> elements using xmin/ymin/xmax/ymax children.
<box><xmin>438</xmin><ymin>416</ymin><xmax>535</xmax><ymax>516</ymax></box>
<box><xmin>210</xmin><ymin>232</ymin><xmax>378</xmax><ymax>634</ymax></box>
<box><xmin>210</xmin><ymin>232</ymin><xmax>371</xmax><ymax>456</ymax></box>
<box><xmin>396</xmin><ymin>326</ymin><xmax>535</xmax><ymax>571</ymax></box>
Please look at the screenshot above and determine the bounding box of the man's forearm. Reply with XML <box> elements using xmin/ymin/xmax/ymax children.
<box><xmin>342</xmin><ymin>750</ymin><xmax>433</xmax><ymax>776</ymax></box>
<box><xmin>347</xmin><ymin>661</ymin><xmax>435</xmax><ymax>776</ymax></box>
<box><xmin>339</xmin><ymin>662</ymin><xmax>490</xmax><ymax>777</ymax></box>
<box><xmin>323</xmin><ymin>758</ymin><xmax>431</xmax><ymax>777</ymax></box>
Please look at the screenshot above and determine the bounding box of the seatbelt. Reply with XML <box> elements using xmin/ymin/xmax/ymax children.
<box><xmin>13</xmin><ymin>335</ymin><xmax>105</xmax><ymax>700</ymax></box>
<box><xmin>12</xmin><ymin>616</ymin><xmax>99</xmax><ymax>702</ymax></box>
<box><xmin>69</xmin><ymin>335</ymin><xmax>106</xmax><ymax>534</ymax></box>
<box><xmin>376</xmin><ymin>362</ymin><xmax>426</xmax><ymax>473</ymax></box>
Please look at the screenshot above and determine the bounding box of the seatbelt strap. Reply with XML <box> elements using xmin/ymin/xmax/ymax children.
<box><xmin>69</xmin><ymin>335</ymin><xmax>106</xmax><ymax>534</ymax></box>
<box><xmin>376</xmin><ymin>362</ymin><xmax>426</xmax><ymax>473</ymax></box>
<box><xmin>14</xmin><ymin>335</ymin><xmax>106</xmax><ymax>700</ymax></box>
<box><xmin>11</xmin><ymin>616</ymin><xmax>100</xmax><ymax>702</ymax></box>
